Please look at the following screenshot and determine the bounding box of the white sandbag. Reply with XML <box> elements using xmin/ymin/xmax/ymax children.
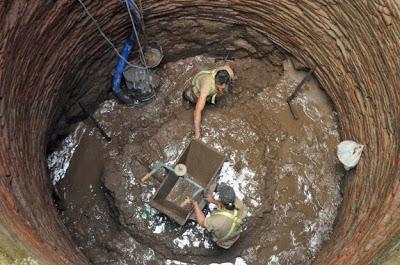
<box><xmin>337</xmin><ymin>140</ymin><xmax>364</xmax><ymax>170</ymax></box>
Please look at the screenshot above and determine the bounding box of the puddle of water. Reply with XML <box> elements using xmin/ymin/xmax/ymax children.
<box><xmin>47</xmin><ymin>123</ymin><xmax>85</xmax><ymax>185</ymax></box>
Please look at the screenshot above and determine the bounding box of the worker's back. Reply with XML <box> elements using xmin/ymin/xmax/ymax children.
<box><xmin>195</xmin><ymin>73</ymin><xmax>213</xmax><ymax>97</ymax></box>
<box><xmin>204</xmin><ymin>198</ymin><xmax>248</xmax><ymax>249</ymax></box>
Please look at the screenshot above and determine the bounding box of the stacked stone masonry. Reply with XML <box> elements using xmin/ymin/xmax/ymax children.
<box><xmin>0</xmin><ymin>0</ymin><xmax>399</xmax><ymax>264</ymax></box>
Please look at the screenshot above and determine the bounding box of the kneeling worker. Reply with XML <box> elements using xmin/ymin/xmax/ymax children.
<box><xmin>190</xmin><ymin>183</ymin><xmax>248</xmax><ymax>249</ymax></box>
<box><xmin>183</xmin><ymin>65</ymin><xmax>236</xmax><ymax>139</ymax></box>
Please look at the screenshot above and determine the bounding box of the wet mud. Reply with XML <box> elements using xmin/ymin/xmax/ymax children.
<box><xmin>50</xmin><ymin>55</ymin><xmax>343</xmax><ymax>265</ymax></box>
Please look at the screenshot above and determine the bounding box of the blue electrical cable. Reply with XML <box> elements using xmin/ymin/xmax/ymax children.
<box><xmin>112</xmin><ymin>0</ymin><xmax>142</xmax><ymax>105</ymax></box>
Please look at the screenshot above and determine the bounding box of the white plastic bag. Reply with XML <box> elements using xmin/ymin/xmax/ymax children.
<box><xmin>337</xmin><ymin>140</ymin><xmax>364</xmax><ymax>170</ymax></box>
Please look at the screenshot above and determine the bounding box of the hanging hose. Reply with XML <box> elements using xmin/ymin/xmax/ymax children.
<box><xmin>75</xmin><ymin>0</ymin><xmax>155</xmax><ymax>106</ymax></box>
<box><xmin>124</xmin><ymin>0</ymin><xmax>148</xmax><ymax>69</ymax></box>
<box><xmin>112</xmin><ymin>0</ymin><xmax>144</xmax><ymax>106</ymax></box>
<box><xmin>75</xmin><ymin>0</ymin><xmax>145</xmax><ymax>70</ymax></box>
<box><xmin>122</xmin><ymin>0</ymin><xmax>143</xmax><ymax>30</ymax></box>
<box><xmin>112</xmin><ymin>33</ymin><xmax>141</xmax><ymax>106</ymax></box>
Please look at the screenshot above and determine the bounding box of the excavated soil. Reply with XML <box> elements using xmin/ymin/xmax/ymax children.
<box><xmin>50</xmin><ymin>55</ymin><xmax>343</xmax><ymax>265</ymax></box>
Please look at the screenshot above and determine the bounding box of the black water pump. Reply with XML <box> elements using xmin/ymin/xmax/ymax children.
<box><xmin>122</xmin><ymin>67</ymin><xmax>157</xmax><ymax>105</ymax></box>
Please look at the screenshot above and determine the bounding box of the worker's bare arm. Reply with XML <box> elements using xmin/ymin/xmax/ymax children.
<box><xmin>191</xmin><ymin>199</ymin><xmax>206</xmax><ymax>226</ymax></box>
<box><xmin>194</xmin><ymin>94</ymin><xmax>207</xmax><ymax>139</ymax></box>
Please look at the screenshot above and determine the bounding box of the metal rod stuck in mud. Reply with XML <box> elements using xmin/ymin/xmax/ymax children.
<box><xmin>78</xmin><ymin>102</ymin><xmax>112</xmax><ymax>142</ymax></box>
<box><xmin>287</xmin><ymin>66</ymin><xmax>316</xmax><ymax>120</ymax></box>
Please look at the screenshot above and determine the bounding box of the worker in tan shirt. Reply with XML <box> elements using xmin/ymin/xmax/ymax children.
<box><xmin>183</xmin><ymin>65</ymin><xmax>236</xmax><ymax>139</ymax></box>
<box><xmin>190</xmin><ymin>183</ymin><xmax>248</xmax><ymax>249</ymax></box>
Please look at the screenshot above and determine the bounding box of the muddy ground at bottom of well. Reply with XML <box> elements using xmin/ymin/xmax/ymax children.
<box><xmin>51</xmin><ymin>56</ymin><xmax>344</xmax><ymax>265</ymax></box>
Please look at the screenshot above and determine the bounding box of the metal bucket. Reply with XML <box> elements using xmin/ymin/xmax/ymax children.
<box><xmin>143</xmin><ymin>42</ymin><xmax>163</xmax><ymax>68</ymax></box>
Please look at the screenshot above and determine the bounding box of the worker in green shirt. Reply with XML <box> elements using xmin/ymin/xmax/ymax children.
<box><xmin>190</xmin><ymin>183</ymin><xmax>248</xmax><ymax>249</ymax></box>
<box><xmin>183</xmin><ymin>65</ymin><xmax>236</xmax><ymax>139</ymax></box>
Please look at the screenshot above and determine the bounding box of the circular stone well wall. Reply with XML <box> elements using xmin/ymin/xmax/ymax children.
<box><xmin>0</xmin><ymin>1</ymin><xmax>399</xmax><ymax>265</ymax></box>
